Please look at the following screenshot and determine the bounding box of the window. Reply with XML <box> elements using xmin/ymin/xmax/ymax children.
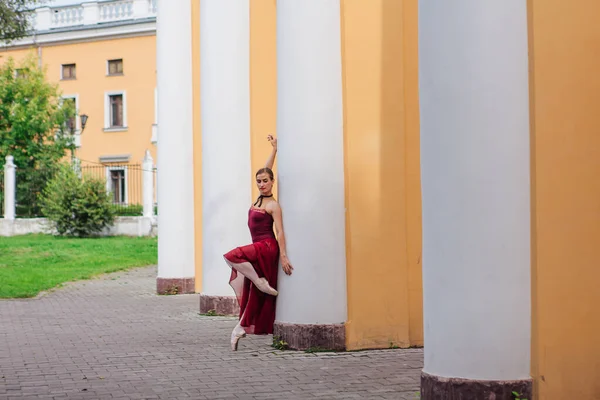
<box><xmin>106</xmin><ymin>167</ymin><xmax>127</xmax><ymax>204</ymax></box>
<box><xmin>64</xmin><ymin>97</ymin><xmax>77</xmax><ymax>132</ymax></box>
<box><xmin>15</xmin><ymin>68</ymin><xmax>27</xmax><ymax>78</ymax></box>
<box><xmin>110</xmin><ymin>94</ymin><xmax>123</xmax><ymax>127</ymax></box>
<box><xmin>110</xmin><ymin>169</ymin><xmax>126</xmax><ymax>203</ymax></box>
<box><xmin>61</xmin><ymin>95</ymin><xmax>81</xmax><ymax>146</ymax></box>
<box><xmin>151</xmin><ymin>87</ymin><xmax>157</xmax><ymax>144</ymax></box>
<box><xmin>104</xmin><ymin>91</ymin><xmax>127</xmax><ymax>131</ymax></box>
<box><xmin>61</xmin><ymin>64</ymin><xmax>76</xmax><ymax>80</ymax></box>
<box><xmin>107</xmin><ymin>59</ymin><xmax>123</xmax><ymax>75</ymax></box>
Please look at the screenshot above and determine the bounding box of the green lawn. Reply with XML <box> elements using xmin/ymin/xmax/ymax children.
<box><xmin>0</xmin><ymin>234</ymin><xmax>158</xmax><ymax>298</ymax></box>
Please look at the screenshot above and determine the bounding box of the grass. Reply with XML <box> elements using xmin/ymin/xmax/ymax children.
<box><xmin>0</xmin><ymin>234</ymin><xmax>158</xmax><ymax>299</ymax></box>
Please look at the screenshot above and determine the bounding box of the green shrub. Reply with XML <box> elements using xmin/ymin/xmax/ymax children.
<box><xmin>40</xmin><ymin>164</ymin><xmax>115</xmax><ymax>237</ymax></box>
<box><xmin>110</xmin><ymin>204</ymin><xmax>143</xmax><ymax>216</ymax></box>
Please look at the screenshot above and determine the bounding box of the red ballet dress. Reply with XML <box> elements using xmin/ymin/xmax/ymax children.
<box><xmin>223</xmin><ymin>207</ymin><xmax>280</xmax><ymax>335</ymax></box>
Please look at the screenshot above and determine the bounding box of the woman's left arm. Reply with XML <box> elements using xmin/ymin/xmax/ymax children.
<box><xmin>270</xmin><ymin>202</ymin><xmax>293</xmax><ymax>275</ymax></box>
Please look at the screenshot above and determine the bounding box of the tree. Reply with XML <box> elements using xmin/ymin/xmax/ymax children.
<box><xmin>0</xmin><ymin>1</ymin><xmax>40</xmax><ymax>43</ymax></box>
<box><xmin>0</xmin><ymin>53</ymin><xmax>76</xmax><ymax>216</ymax></box>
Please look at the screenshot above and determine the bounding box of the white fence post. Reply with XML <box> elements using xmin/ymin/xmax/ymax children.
<box><xmin>72</xmin><ymin>157</ymin><xmax>82</xmax><ymax>178</ymax></box>
<box><xmin>142</xmin><ymin>150</ymin><xmax>154</xmax><ymax>218</ymax></box>
<box><xmin>4</xmin><ymin>156</ymin><xmax>16</xmax><ymax>220</ymax></box>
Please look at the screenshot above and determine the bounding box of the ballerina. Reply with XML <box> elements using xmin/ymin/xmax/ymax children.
<box><xmin>222</xmin><ymin>134</ymin><xmax>293</xmax><ymax>350</ymax></box>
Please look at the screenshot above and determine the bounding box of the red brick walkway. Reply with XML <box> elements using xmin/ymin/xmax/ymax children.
<box><xmin>0</xmin><ymin>266</ymin><xmax>423</xmax><ymax>399</ymax></box>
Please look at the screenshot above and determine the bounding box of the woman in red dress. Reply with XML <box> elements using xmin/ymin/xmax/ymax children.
<box><xmin>223</xmin><ymin>135</ymin><xmax>293</xmax><ymax>351</ymax></box>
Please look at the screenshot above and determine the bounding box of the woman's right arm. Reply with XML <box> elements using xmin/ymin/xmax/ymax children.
<box><xmin>265</xmin><ymin>135</ymin><xmax>277</xmax><ymax>170</ymax></box>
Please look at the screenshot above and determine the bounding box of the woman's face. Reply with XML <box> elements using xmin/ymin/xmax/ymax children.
<box><xmin>256</xmin><ymin>173</ymin><xmax>273</xmax><ymax>195</ymax></box>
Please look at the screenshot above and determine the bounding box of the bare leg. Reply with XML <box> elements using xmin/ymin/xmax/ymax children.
<box><xmin>230</xmin><ymin>280</ymin><xmax>253</xmax><ymax>351</ymax></box>
<box><xmin>223</xmin><ymin>257</ymin><xmax>278</xmax><ymax>296</ymax></box>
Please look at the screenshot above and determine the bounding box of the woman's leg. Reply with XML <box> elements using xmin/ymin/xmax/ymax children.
<box><xmin>223</xmin><ymin>256</ymin><xmax>278</xmax><ymax>296</ymax></box>
<box><xmin>226</xmin><ymin>256</ymin><xmax>266</xmax><ymax>350</ymax></box>
<box><xmin>230</xmin><ymin>318</ymin><xmax>246</xmax><ymax>351</ymax></box>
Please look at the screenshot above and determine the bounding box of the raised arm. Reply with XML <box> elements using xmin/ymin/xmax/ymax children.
<box><xmin>265</xmin><ymin>134</ymin><xmax>277</xmax><ymax>170</ymax></box>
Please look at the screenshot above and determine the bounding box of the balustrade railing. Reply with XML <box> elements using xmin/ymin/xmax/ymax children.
<box><xmin>51</xmin><ymin>5</ymin><xmax>84</xmax><ymax>28</ymax></box>
<box><xmin>99</xmin><ymin>0</ymin><xmax>134</xmax><ymax>22</ymax></box>
<box><xmin>33</xmin><ymin>0</ymin><xmax>156</xmax><ymax>32</ymax></box>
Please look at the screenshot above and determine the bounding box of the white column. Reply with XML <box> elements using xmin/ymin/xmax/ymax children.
<box><xmin>419</xmin><ymin>0</ymin><xmax>531</xmax><ymax>381</ymax></box>
<box><xmin>35</xmin><ymin>7</ymin><xmax>51</xmax><ymax>31</ymax></box>
<box><xmin>82</xmin><ymin>2</ymin><xmax>99</xmax><ymax>25</ymax></box>
<box><xmin>4</xmin><ymin>156</ymin><xmax>16</xmax><ymax>221</ymax></box>
<box><xmin>200</xmin><ymin>0</ymin><xmax>252</xmax><ymax>296</ymax></box>
<box><xmin>276</xmin><ymin>0</ymin><xmax>347</xmax><ymax>324</ymax></box>
<box><xmin>156</xmin><ymin>0</ymin><xmax>195</xmax><ymax>279</ymax></box>
<box><xmin>142</xmin><ymin>150</ymin><xmax>154</xmax><ymax>218</ymax></box>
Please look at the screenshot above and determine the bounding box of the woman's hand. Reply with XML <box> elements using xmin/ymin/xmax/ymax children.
<box><xmin>267</xmin><ymin>134</ymin><xmax>277</xmax><ymax>149</ymax></box>
<box><xmin>281</xmin><ymin>254</ymin><xmax>293</xmax><ymax>275</ymax></box>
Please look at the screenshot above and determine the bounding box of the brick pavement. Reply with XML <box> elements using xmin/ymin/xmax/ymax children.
<box><xmin>0</xmin><ymin>266</ymin><xmax>423</xmax><ymax>399</ymax></box>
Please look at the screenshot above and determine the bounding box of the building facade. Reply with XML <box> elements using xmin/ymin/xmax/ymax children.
<box><xmin>0</xmin><ymin>0</ymin><xmax>157</xmax><ymax>209</ymax></box>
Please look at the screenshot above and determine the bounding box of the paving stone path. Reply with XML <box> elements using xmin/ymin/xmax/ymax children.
<box><xmin>0</xmin><ymin>266</ymin><xmax>423</xmax><ymax>399</ymax></box>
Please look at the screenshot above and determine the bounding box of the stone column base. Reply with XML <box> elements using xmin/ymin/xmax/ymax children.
<box><xmin>156</xmin><ymin>277</ymin><xmax>195</xmax><ymax>295</ymax></box>
<box><xmin>420</xmin><ymin>372</ymin><xmax>533</xmax><ymax>400</ymax></box>
<box><xmin>199</xmin><ymin>294</ymin><xmax>239</xmax><ymax>316</ymax></box>
<box><xmin>273</xmin><ymin>322</ymin><xmax>345</xmax><ymax>351</ymax></box>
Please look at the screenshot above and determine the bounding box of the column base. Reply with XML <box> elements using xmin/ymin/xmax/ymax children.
<box><xmin>420</xmin><ymin>372</ymin><xmax>532</xmax><ymax>400</ymax></box>
<box><xmin>199</xmin><ymin>294</ymin><xmax>239</xmax><ymax>316</ymax></box>
<box><xmin>156</xmin><ymin>277</ymin><xmax>195</xmax><ymax>295</ymax></box>
<box><xmin>273</xmin><ymin>321</ymin><xmax>345</xmax><ymax>351</ymax></box>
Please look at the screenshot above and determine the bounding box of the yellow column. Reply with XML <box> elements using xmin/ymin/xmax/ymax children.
<box><xmin>249</xmin><ymin>0</ymin><xmax>277</xmax><ymax>199</ymax></box>
<box><xmin>402</xmin><ymin>0</ymin><xmax>423</xmax><ymax>347</ymax></box>
<box><xmin>192</xmin><ymin>0</ymin><xmax>203</xmax><ymax>292</ymax></box>
<box><xmin>529</xmin><ymin>1</ymin><xmax>600</xmax><ymax>398</ymax></box>
<box><xmin>341</xmin><ymin>0</ymin><xmax>422</xmax><ymax>350</ymax></box>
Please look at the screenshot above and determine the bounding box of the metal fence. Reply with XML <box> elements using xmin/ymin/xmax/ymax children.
<box><xmin>81</xmin><ymin>163</ymin><xmax>147</xmax><ymax>216</ymax></box>
<box><xmin>0</xmin><ymin>163</ymin><xmax>157</xmax><ymax>219</ymax></box>
<box><xmin>15</xmin><ymin>167</ymin><xmax>53</xmax><ymax>218</ymax></box>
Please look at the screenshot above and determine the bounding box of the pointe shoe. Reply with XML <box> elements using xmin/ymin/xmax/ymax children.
<box><xmin>231</xmin><ymin>325</ymin><xmax>246</xmax><ymax>351</ymax></box>
<box><xmin>255</xmin><ymin>277</ymin><xmax>278</xmax><ymax>296</ymax></box>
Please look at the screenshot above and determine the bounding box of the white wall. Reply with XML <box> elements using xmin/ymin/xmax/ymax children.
<box><xmin>275</xmin><ymin>0</ymin><xmax>347</xmax><ymax>324</ymax></box>
<box><xmin>200</xmin><ymin>0</ymin><xmax>252</xmax><ymax>296</ymax></box>
<box><xmin>0</xmin><ymin>217</ymin><xmax>156</xmax><ymax>237</ymax></box>
<box><xmin>419</xmin><ymin>0</ymin><xmax>531</xmax><ymax>380</ymax></box>
<box><xmin>156</xmin><ymin>0</ymin><xmax>195</xmax><ymax>279</ymax></box>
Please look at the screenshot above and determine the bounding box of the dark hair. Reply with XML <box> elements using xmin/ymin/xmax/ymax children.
<box><xmin>255</xmin><ymin>167</ymin><xmax>274</xmax><ymax>180</ymax></box>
